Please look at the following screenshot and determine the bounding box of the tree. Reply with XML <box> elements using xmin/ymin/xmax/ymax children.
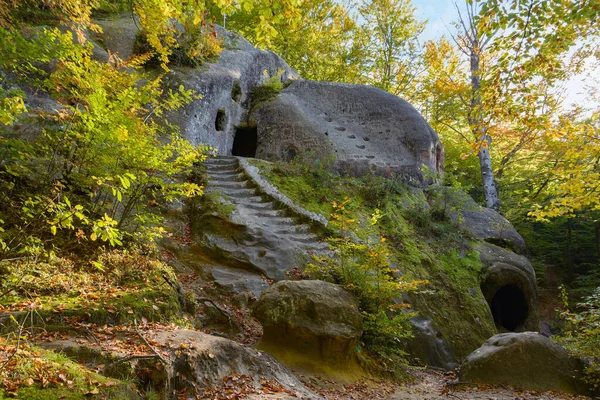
<box><xmin>212</xmin><ymin>0</ymin><xmax>363</xmax><ymax>82</ymax></box>
<box><xmin>437</xmin><ymin>0</ymin><xmax>600</xmax><ymax>211</ymax></box>
<box><xmin>358</xmin><ymin>0</ymin><xmax>425</xmax><ymax>99</ymax></box>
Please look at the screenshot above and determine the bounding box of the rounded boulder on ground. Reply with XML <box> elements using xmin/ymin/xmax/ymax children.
<box><xmin>459</xmin><ymin>332</ymin><xmax>590</xmax><ymax>396</ymax></box>
<box><xmin>253</xmin><ymin>280</ymin><xmax>362</xmax><ymax>368</ymax></box>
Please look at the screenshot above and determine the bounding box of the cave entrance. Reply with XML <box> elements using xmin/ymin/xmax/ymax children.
<box><xmin>490</xmin><ymin>285</ymin><xmax>528</xmax><ymax>332</ymax></box>
<box><xmin>232</xmin><ymin>126</ymin><xmax>257</xmax><ymax>157</ymax></box>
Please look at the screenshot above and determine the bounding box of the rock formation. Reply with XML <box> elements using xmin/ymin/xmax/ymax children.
<box><xmin>250</xmin><ymin>80</ymin><xmax>444</xmax><ymax>183</ymax></box>
<box><xmin>253</xmin><ymin>280</ymin><xmax>362</xmax><ymax>370</ymax></box>
<box><xmin>93</xmin><ymin>17</ymin><xmax>540</xmax><ymax>370</ymax></box>
<box><xmin>460</xmin><ymin>332</ymin><xmax>589</xmax><ymax>396</ymax></box>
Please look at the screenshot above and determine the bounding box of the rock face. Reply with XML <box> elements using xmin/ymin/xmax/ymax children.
<box><xmin>250</xmin><ymin>80</ymin><xmax>444</xmax><ymax>182</ymax></box>
<box><xmin>165</xmin><ymin>27</ymin><xmax>300</xmax><ymax>153</ymax></box>
<box><xmin>445</xmin><ymin>189</ymin><xmax>540</xmax><ymax>333</ymax></box>
<box><xmin>151</xmin><ymin>329</ymin><xmax>317</xmax><ymax>397</ymax></box>
<box><xmin>191</xmin><ymin>156</ymin><xmax>329</xmax><ymax>281</ymax></box>
<box><xmin>478</xmin><ymin>243</ymin><xmax>540</xmax><ymax>332</ymax></box>
<box><xmin>253</xmin><ymin>280</ymin><xmax>362</xmax><ymax>367</ymax></box>
<box><xmin>460</xmin><ymin>332</ymin><xmax>589</xmax><ymax>396</ymax></box>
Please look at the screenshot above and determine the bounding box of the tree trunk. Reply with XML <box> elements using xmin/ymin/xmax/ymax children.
<box><xmin>470</xmin><ymin>41</ymin><xmax>500</xmax><ymax>211</ymax></box>
<box><xmin>478</xmin><ymin>134</ymin><xmax>501</xmax><ymax>210</ymax></box>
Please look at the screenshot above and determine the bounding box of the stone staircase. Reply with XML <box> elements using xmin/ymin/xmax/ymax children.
<box><xmin>201</xmin><ymin>156</ymin><xmax>329</xmax><ymax>280</ymax></box>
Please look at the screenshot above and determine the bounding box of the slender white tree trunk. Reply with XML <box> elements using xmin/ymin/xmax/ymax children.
<box><xmin>470</xmin><ymin>42</ymin><xmax>500</xmax><ymax>211</ymax></box>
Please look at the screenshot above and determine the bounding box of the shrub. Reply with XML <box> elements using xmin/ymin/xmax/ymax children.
<box><xmin>307</xmin><ymin>198</ymin><xmax>427</xmax><ymax>367</ymax></box>
<box><xmin>556</xmin><ymin>285</ymin><xmax>600</xmax><ymax>388</ymax></box>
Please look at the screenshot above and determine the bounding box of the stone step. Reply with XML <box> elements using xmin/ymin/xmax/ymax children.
<box><xmin>229</xmin><ymin>195</ymin><xmax>269</xmax><ymax>207</ymax></box>
<box><xmin>238</xmin><ymin>202</ymin><xmax>278</xmax><ymax>211</ymax></box>
<box><xmin>206</xmin><ymin>180</ymin><xmax>251</xmax><ymax>190</ymax></box>
<box><xmin>252</xmin><ymin>210</ymin><xmax>289</xmax><ymax>218</ymax></box>
<box><xmin>217</xmin><ymin>187</ymin><xmax>259</xmax><ymax>199</ymax></box>
<box><xmin>274</xmin><ymin>225</ymin><xmax>311</xmax><ymax>235</ymax></box>
<box><xmin>208</xmin><ymin>172</ymin><xmax>246</xmax><ymax>182</ymax></box>
<box><xmin>205</xmin><ymin>164</ymin><xmax>239</xmax><ymax>172</ymax></box>
<box><xmin>257</xmin><ymin>217</ymin><xmax>297</xmax><ymax>226</ymax></box>
<box><xmin>205</xmin><ymin>156</ymin><xmax>238</xmax><ymax>164</ymax></box>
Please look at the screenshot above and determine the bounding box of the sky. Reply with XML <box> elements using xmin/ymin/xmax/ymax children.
<box><xmin>409</xmin><ymin>0</ymin><xmax>599</xmax><ymax>111</ymax></box>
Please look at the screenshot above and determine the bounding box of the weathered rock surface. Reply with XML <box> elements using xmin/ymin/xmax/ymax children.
<box><xmin>407</xmin><ymin>317</ymin><xmax>458</xmax><ymax>370</ymax></box>
<box><xmin>42</xmin><ymin>330</ymin><xmax>318</xmax><ymax>398</ymax></box>
<box><xmin>152</xmin><ymin>329</ymin><xmax>317</xmax><ymax>397</ymax></box>
<box><xmin>250</xmin><ymin>80</ymin><xmax>444</xmax><ymax>182</ymax></box>
<box><xmin>253</xmin><ymin>280</ymin><xmax>362</xmax><ymax>367</ymax></box>
<box><xmin>460</xmin><ymin>332</ymin><xmax>589</xmax><ymax>396</ymax></box>
<box><xmin>165</xmin><ymin>27</ymin><xmax>299</xmax><ymax>152</ymax></box>
<box><xmin>445</xmin><ymin>189</ymin><xmax>527</xmax><ymax>255</ymax></box>
<box><xmin>477</xmin><ymin>243</ymin><xmax>539</xmax><ymax>332</ymax></box>
<box><xmin>443</xmin><ymin>188</ymin><xmax>539</xmax><ymax>332</ymax></box>
<box><xmin>191</xmin><ymin>156</ymin><xmax>329</xmax><ymax>281</ymax></box>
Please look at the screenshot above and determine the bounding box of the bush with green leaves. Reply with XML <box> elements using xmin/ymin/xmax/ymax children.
<box><xmin>308</xmin><ymin>197</ymin><xmax>427</xmax><ymax>369</ymax></box>
<box><xmin>556</xmin><ymin>285</ymin><xmax>600</xmax><ymax>389</ymax></box>
<box><xmin>0</xmin><ymin>24</ymin><xmax>212</xmax><ymax>258</ymax></box>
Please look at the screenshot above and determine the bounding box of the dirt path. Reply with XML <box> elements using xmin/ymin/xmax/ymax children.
<box><xmin>387</xmin><ymin>370</ymin><xmax>589</xmax><ymax>400</ymax></box>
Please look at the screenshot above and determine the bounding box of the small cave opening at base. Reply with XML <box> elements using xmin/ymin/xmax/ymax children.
<box><xmin>490</xmin><ymin>285</ymin><xmax>528</xmax><ymax>332</ymax></box>
<box><xmin>232</xmin><ymin>126</ymin><xmax>258</xmax><ymax>157</ymax></box>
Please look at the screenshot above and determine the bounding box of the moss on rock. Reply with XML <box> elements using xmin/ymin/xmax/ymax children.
<box><xmin>253</xmin><ymin>160</ymin><xmax>497</xmax><ymax>361</ymax></box>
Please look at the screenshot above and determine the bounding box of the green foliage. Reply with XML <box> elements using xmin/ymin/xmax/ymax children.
<box><xmin>256</xmin><ymin>160</ymin><xmax>497</xmax><ymax>359</ymax></box>
<box><xmin>0</xmin><ymin>345</ymin><xmax>133</xmax><ymax>399</ymax></box>
<box><xmin>0</xmin><ymin>25</ymin><xmax>213</xmax><ymax>258</ymax></box>
<box><xmin>248</xmin><ymin>69</ymin><xmax>285</xmax><ymax>112</ymax></box>
<box><xmin>556</xmin><ymin>285</ymin><xmax>600</xmax><ymax>388</ymax></box>
<box><xmin>357</xmin><ymin>0</ymin><xmax>425</xmax><ymax>98</ymax></box>
<box><xmin>307</xmin><ymin>198</ymin><xmax>427</xmax><ymax>366</ymax></box>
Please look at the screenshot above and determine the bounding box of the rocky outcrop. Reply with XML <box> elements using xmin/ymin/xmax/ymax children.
<box><xmin>253</xmin><ymin>280</ymin><xmax>362</xmax><ymax>368</ymax></box>
<box><xmin>97</xmin><ymin>18</ymin><xmax>443</xmax><ymax>183</ymax></box>
<box><xmin>443</xmin><ymin>188</ymin><xmax>540</xmax><ymax>333</ymax></box>
<box><xmin>250</xmin><ymin>80</ymin><xmax>444</xmax><ymax>182</ymax></box>
<box><xmin>478</xmin><ymin>243</ymin><xmax>540</xmax><ymax>332</ymax></box>
<box><xmin>43</xmin><ymin>329</ymin><xmax>318</xmax><ymax>398</ymax></box>
<box><xmin>460</xmin><ymin>332</ymin><xmax>589</xmax><ymax>396</ymax></box>
<box><xmin>164</xmin><ymin>27</ymin><xmax>299</xmax><ymax>152</ymax></box>
<box><xmin>190</xmin><ymin>156</ymin><xmax>329</xmax><ymax>281</ymax></box>
<box><xmin>153</xmin><ymin>330</ymin><xmax>316</xmax><ymax>397</ymax></box>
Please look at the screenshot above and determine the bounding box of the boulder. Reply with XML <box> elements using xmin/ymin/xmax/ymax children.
<box><xmin>152</xmin><ymin>329</ymin><xmax>317</xmax><ymax>398</ymax></box>
<box><xmin>459</xmin><ymin>332</ymin><xmax>590</xmax><ymax>396</ymax></box>
<box><xmin>250</xmin><ymin>80</ymin><xmax>444</xmax><ymax>183</ymax></box>
<box><xmin>444</xmin><ymin>188</ymin><xmax>527</xmax><ymax>255</ymax></box>
<box><xmin>253</xmin><ymin>280</ymin><xmax>362</xmax><ymax>367</ymax></box>
<box><xmin>165</xmin><ymin>26</ymin><xmax>300</xmax><ymax>152</ymax></box>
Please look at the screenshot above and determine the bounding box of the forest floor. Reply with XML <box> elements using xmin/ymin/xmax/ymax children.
<box><xmin>387</xmin><ymin>369</ymin><xmax>589</xmax><ymax>400</ymax></box>
<box><xmin>299</xmin><ymin>369</ymin><xmax>590</xmax><ymax>400</ymax></box>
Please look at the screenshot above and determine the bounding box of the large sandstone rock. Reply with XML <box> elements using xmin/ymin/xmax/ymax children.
<box><xmin>250</xmin><ymin>80</ymin><xmax>444</xmax><ymax>182</ymax></box>
<box><xmin>444</xmin><ymin>188</ymin><xmax>527</xmax><ymax>255</ymax></box>
<box><xmin>441</xmin><ymin>188</ymin><xmax>540</xmax><ymax>332</ymax></box>
<box><xmin>165</xmin><ymin>27</ymin><xmax>300</xmax><ymax>152</ymax></box>
<box><xmin>44</xmin><ymin>330</ymin><xmax>318</xmax><ymax>398</ymax></box>
<box><xmin>460</xmin><ymin>332</ymin><xmax>589</xmax><ymax>396</ymax></box>
<box><xmin>154</xmin><ymin>330</ymin><xmax>317</xmax><ymax>398</ymax></box>
<box><xmin>478</xmin><ymin>243</ymin><xmax>540</xmax><ymax>332</ymax></box>
<box><xmin>253</xmin><ymin>280</ymin><xmax>362</xmax><ymax>367</ymax></box>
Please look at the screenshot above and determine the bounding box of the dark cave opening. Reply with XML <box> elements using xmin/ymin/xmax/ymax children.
<box><xmin>215</xmin><ymin>109</ymin><xmax>226</xmax><ymax>131</ymax></box>
<box><xmin>490</xmin><ymin>285</ymin><xmax>528</xmax><ymax>332</ymax></box>
<box><xmin>232</xmin><ymin>126</ymin><xmax>257</xmax><ymax>157</ymax></box>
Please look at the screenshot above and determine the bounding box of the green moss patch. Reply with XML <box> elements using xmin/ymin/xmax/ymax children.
<box><xmin>0</xmin><ymin>250</ymin><xmax>185</xmax><ymax>330</ymax></box>
<box><xmin>0</xmin><ymin>345</ymin><xmax>136</xmax><ymax>399</ymax></box>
